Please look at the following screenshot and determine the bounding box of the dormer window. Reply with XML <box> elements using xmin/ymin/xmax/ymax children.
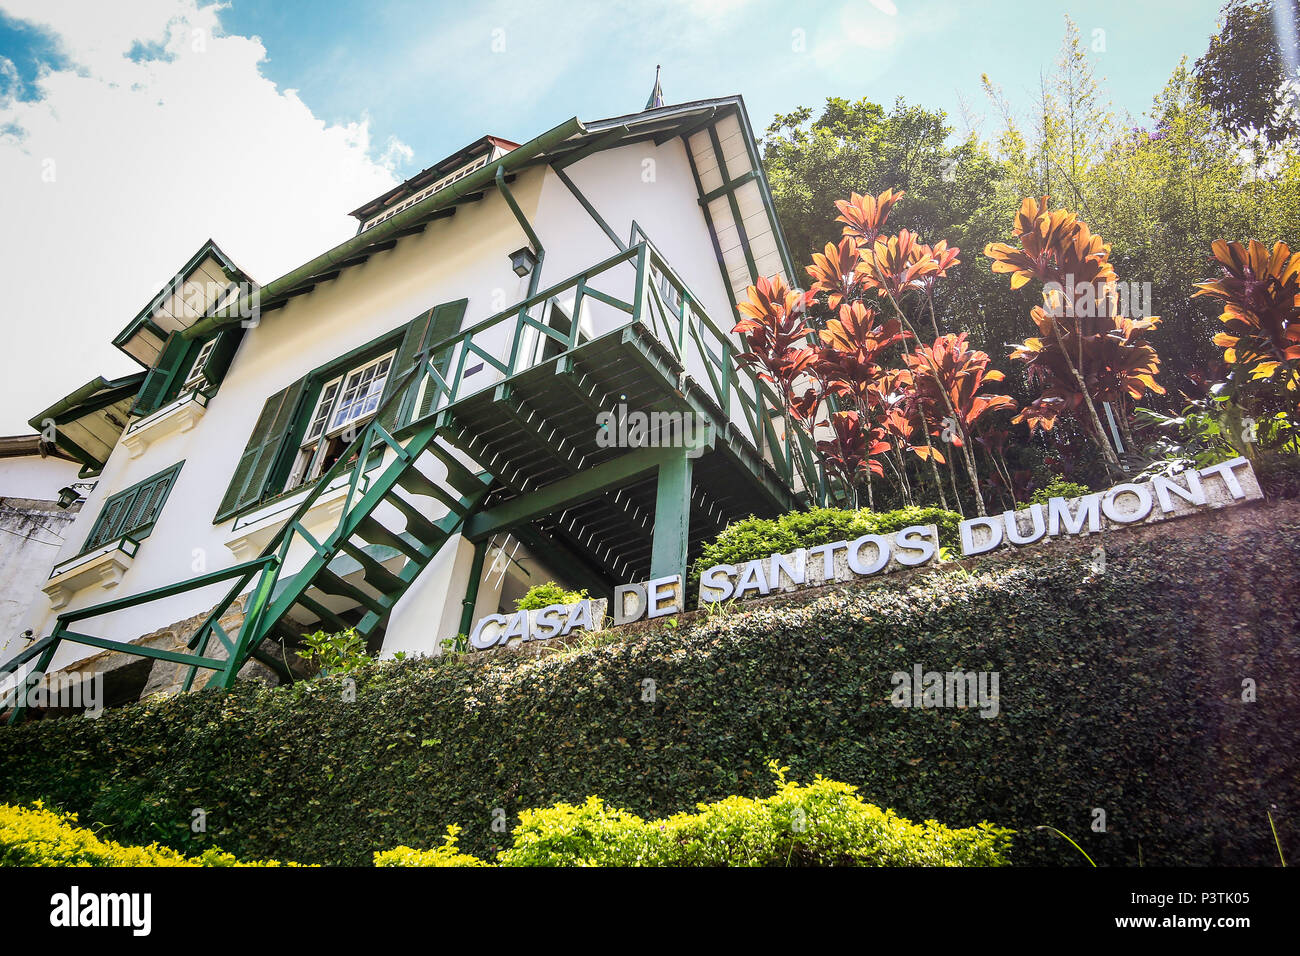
<box><xmin>182</xmin><ymin>337</ymin><xmax>219</xmax><ymax>391</ymax></box>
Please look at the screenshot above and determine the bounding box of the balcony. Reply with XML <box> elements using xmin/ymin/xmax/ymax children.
<box><xmin>384</xmin><ymin>233</ymin><xmax>814</xmax><ymax>582</ymax></box>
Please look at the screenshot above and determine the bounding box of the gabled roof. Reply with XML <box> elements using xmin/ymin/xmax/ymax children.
<box><xmin>27</xmin><ymin>373</ymin><xmax>147</xmax><ymax>476</ymax></box>
<box><xmin>184</xmin><ymin>95</ymin><xmax>795</xmax><ymax>341</ymax></box>
<box><xmin>113</xmin><ymin>239</ymin><xmax>257</xmax><ymax>368</ymax></box>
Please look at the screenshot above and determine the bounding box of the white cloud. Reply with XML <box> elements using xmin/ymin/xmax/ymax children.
<box><xmin>0</xmin><ymin>0</ymin><xmax>405</xmax><ymax>432</ymax></box>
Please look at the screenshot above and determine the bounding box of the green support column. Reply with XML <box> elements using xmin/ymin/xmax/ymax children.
<box><xmin>458</xmin><ymin>538</ymin><xmax>489</xmax><ymax>637</ymax></box>
<box><xmin>650</xmin><ymin>449</ymin><xmax>692</xmax><ymax>581</ymax></box>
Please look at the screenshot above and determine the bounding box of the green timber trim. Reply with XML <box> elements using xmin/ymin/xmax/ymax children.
<box><xmin>683</xmin><ymin>140</ymin><xmax>744</xmax><ymax>332</ymax></box>
<box><xmin>552</xmin><ymin>165</ymin><xmax>625</xmax><ymax>252</ymax></box>
<box><xmin>730</xmin><ymin>95</ymin><xmax>799</xmax><ymax>282</ymax></box>
<box><xmin>699</xmin><ymin>168</ymin><xmax>758</xmax><ymax>205</ymax></box>
<box><xmin>553</xmin><ymin>126</ymin><xmax>630</xmax><ymax>170</ymax></box>
<box><xmin>112</xmin><ymin>238</ymin><xmax>247</xmax><ymax>360</ymax></box>
<box><xmin>653</xmin><ymin>107</ymin><xmax>718</xmax><ymax>146</ymax></box>
<box><xmin>28</xmin><ymin>372</ymin><xmax>147</xmax><ymax>473</ymax></box>
<box><xmin>706</xmin><ymin>123</ymin><xmax>759</xmax><ymax>285</ymax></box>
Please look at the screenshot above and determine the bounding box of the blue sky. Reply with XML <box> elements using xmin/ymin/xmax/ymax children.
<box><xmin>0</xmin><ymin>0</ymin><xmax>1227</xmax><ymax>433</ymax></box>
<box><xmin>212</xmin><ymin>0</ymin><xmax>1225</xmax><ymax>168</ymax></box>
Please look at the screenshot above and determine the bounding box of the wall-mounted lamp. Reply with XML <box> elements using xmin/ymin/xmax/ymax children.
<box><xmin>56</xmin><ymin>481</ymin><xmax>97</xmax><ymax>510</ymax></box>
<box><xmin>509</xmin><ymin>246</ymin><xmax>538</xmax><ymax>278</ymax></box>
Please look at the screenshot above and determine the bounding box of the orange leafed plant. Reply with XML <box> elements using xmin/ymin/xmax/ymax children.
<box><xmin>835</xmin><ymin>188</ymin><xmax>904</xmax><ymax>244</ymax></box>
<box><xmin>732</xmin><ymin>274</ymin><xmax>817</xmax><ymax>389</ymax></box>
<box><xmin>1192</xmin><ymin>239</ymin><xmax>1300</xmax><ymax>397</ymax></box>
<box><xmin>985</xmin><ymin>196</ymin><xmax>1163</xmax><ymax>468</ymax></box>
<box><xmin>903</xmin><ymin>333</ymin><xmax>1017</xmax><ymax>447</ymax></box>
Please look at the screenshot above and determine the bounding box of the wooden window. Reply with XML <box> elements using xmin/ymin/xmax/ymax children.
<box><xmin>83</xmin><ymin>462</ymin><xmax>184</xmax><ymax>551</ymax></box>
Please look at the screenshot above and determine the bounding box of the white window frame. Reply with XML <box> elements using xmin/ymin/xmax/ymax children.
<box><xmin>285</xmin><ymin>350</ymin><xmax>395</xmax><ymax>491</ymax></box>
<box><xmin>182</xmin><ymin>338</ymin><xmax>219</xmax><ymax>390</ymax></box>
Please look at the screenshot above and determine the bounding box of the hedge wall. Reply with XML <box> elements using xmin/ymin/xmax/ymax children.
<box><xmin>1</xmin><ymin>501</ymin><xmax>1296</xmax><ymax>866</ymax></box>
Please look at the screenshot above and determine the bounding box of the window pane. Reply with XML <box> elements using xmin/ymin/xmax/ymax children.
<box><xmin>327</xmin><ymin>354</ymin><xmax>391</xmax><ymax>433</ymax></box>
<box><xmin>304</xmin><ymin>381</ymin><xmax>339</xmax><ymax>442</ymax></box>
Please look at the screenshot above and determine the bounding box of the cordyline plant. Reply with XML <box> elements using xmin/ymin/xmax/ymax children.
<box><xmin>902</xmin><ymin>333</ymin><xmax>1016</xmax><ymax>517</ymax></box>
<box><xmin>985</xmin><ymin>196</ymin><xmax>1165</xmax><ymax>475</ymax></box>
<box><xmin>733</xmin><ymin>274</ymin><xmax>820</xmax><ymax>495</ymax></box>
<box><xmin>733</xmin><ymin>189</ymin><xmax>1016</xmax><ymax>515</ymax></box>
<box><xmin>1193</xmin><ymin>239</ymin><xmax>1300</xmax><ymax>406</ymax></box>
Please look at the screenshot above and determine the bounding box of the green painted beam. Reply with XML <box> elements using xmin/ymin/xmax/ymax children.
<box><xmin>464</xmin><ymin>444</ymin><xmax>684</xmax><ymax>540</ymax></box>
<box><xmin>553</xmin><ymin>125</ymin><xmax>629</xmax><ymax>170</ymax></box>
<box><xmin>552</xmin><ymin>166</ymin><xmax>625</xmax><ymax>252</ymax></box>
<box><xmin>698</xmin><ymin>168</ymin><xmax>758</xmax><ymax>205</ymax></box>
<box><xmin>458</xmin><ymin>538</ymin><xmax>488</xmax><ymax>637</ymax></box>
<box><xmin>706</xmin><ymin>124</ymin><xmax>759</xmax><ymax>285</ymax></box>
<box><xmin>649</xmin><ymin>449</ymin><xmax>693</xmax><ymax>580</ymax></box>
<box><xmin>57</xmin><ymin>631</ymin><xmax>227</xmax><ymax>670</ymax></box>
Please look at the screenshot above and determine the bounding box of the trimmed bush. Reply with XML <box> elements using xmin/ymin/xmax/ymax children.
<box><xmin>0</xmin><ymin>502</ymin><xmax>1295</xmax><ymax>866</ymax></box>
<box><xmin>515</xmin><ymin>582</ymin><xmax>589</xmax><ymax>611</ymax></box>
<box><xmin>0</xmin><ymin>802</ymin><xmax>292</xmax><ymax>867</ymax></box>
<box><xmin>1022</xmin><ymin>477</ymin><xmax>1092</xmax><ymax>508</ymax></box>
<box><xmin>374</xmin><ymin>825</ymin><xmax>488</xmax><ymax>867</ymax></box>
<box><xmin>490</xmin><ymin>766</ymin><xmax>1011</xmax><ymax>867</ymax></box>
<box><xmin>689</xmin><ymin>505</ymin><xmax>962</xmax><ymax>592</ymax></box>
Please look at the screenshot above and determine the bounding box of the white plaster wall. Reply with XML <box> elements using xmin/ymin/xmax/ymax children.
<box><xmin>0</xmin><ymin>455</ymin><xmax>81</xmax><ymax>501</ymax></box>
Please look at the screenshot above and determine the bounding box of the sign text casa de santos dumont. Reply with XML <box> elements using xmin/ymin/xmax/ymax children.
<box><xmin>468</xmin><ymin>457</ymin><xmax>1261</xmax><ymax>650</ymax></box>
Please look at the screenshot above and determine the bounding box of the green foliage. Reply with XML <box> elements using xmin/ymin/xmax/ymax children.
<box><xmin>0</xmin><ymin>802</ymin><xmax>293</xmax><ymax>867</ymax></box>
<box><xmin>0</xmin><ymin>505</ymin><xmax>1296</xmax><ymax>866</ymax></box>
<box><xmin>491</xmin><ymin>766</ymin><xmax>1011</xmax><ymax>867</ymax></box>
<box><xmin>374</xmin><ymin>825</ymin><xmax>487</xmax><ymax>867</ymax></box>
<box><xmin>1023</xmin><ymin>477</ymin><xmax>1093</xmax><ymax>507</ymax></box>
<box><xmin>299</xmin><ymin>627</ymin><xmax>372</xmax><ymax>675</ymax></box>
<box><xmin>1194</xmin><ymin>0</ymin><xmax>1300</xmax><ymax>148</ymax></box>
<box><xmin>514</xmin><ymin>582</ymin><xmax>589</xmax><ymax>611</ymax></box>
<box><xmin>689</xmin><ymin>506</ymin><xmax>962</xmax><ymax>593</ymax></box>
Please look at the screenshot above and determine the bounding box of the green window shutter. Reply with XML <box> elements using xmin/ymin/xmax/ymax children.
<box><xmin>130</xmin><ymin>333</ymin><xmax>189</xmax><ymax>417</ymax></box>
<box><xmin>418</xmin><ymin>299</ymin><xmax>469</xmax><ymax>420</ymax></box>
<box><xmin>85</xmin><ymin>491</ymin><xmax>137</xmax><ymax>550</ymax></box>
<box><xmin>83</xmin><ymin>462</ymin><xmax>184</xmax><ymax>551</ymax></box>
<box><xmin>215</xmin><ymin>379</ymin><xmax>307</xmax><ymax>521</ymax></box>
<box><xmin>378</xmin><ymin>298</ymin><xmax>467</xmax><ymax>432</ymax></box>
<box><xmin>199</xmin><ymin>328</ymin><xmax>243</xmax><ymax>392</ymax></box>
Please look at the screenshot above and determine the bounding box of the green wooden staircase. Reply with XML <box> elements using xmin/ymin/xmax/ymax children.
<box><xmin>2</xmin><ymin>357</ymin><xmax>492</xmax><ymax>723</ymax></box>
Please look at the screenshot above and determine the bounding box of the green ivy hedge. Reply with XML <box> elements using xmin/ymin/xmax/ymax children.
<box><xmin>0</xmin><ymin>503</ymin><xmax>1295</xmax><ymax>866</ymax></box>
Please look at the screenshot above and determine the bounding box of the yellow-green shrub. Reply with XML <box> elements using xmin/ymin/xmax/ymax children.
<box><xmin>373</xmin><ymin>826</ymin><xmax>488</xmax><ymax>867</ymax></box>
<box><xmin>381</xmin><ymin>766</ymin><xmax>1012</xmax><ymax>867</ymax></box>
<box><xmin>0</xmin><ymin>802</ymin><xmax>295</xmax><ymax>867</ymax></box>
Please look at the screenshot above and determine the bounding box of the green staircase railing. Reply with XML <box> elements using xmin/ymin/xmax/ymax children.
<box><xmin>1</xmin><ymin>239</ymin><xmax>813</xmax><ymax>724</ymax></box>
<box><xmin>2</xmin><ymin>354</ymin><xmax>491</xmax><ymax>724</ymax></box>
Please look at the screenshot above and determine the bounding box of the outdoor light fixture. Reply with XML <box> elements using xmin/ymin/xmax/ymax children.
<box><xmin>56</xmin><ymin>481</ymin><xmax>97</xmax><ymax>510</ymax></box>
<box><xmin>509</xmin><ymin>246</ymin><xmax>538</xmax><ymax>277</ymax></box>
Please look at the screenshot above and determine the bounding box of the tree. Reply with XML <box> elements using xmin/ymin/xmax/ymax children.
<box><xmin>1194</xmin><ymin>0</ymin><xmax>1300</xmax><ymax>149</ymax></box>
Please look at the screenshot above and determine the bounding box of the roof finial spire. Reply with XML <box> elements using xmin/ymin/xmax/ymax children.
<box><xmin>644</xmin><ymin>64</ymin><xmax>664</xmax><ymax>110</ymax></box>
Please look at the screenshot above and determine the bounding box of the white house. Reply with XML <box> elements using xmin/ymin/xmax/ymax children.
<box><xmin>2</xmin><ymin>92</ymin><xmax>812</xmax><ymax>716</ymax></box>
